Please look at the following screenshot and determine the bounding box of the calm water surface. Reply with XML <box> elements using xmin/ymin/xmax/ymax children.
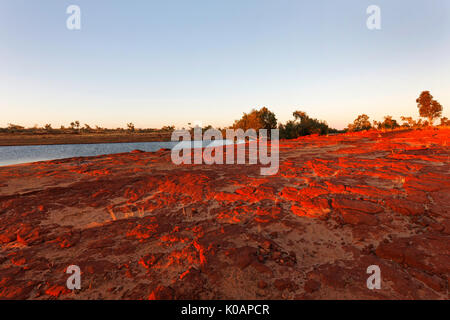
<box><xmin>0</xmin><ymin>140</ymin><xmax>238</xmax><ymax>167</ymax></box>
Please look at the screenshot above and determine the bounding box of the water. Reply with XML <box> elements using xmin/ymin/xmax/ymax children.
<box><xmin>0</xmin><ymin>139</ymin><xmax>240</xmax><ymax>167</ymax></box>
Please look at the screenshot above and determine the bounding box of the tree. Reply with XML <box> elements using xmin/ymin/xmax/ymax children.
<box><xmin>44</xmin><ymin>124</ymin><xmax>52</xmax><ymax>131</ymax></box>
<box><xmin>161</xmin><ymin>125</ymin><xmax>175</xmax><ymax>132</ymax></box>
<box><xmin>233</xmin><ymin>107</ymin><xmax>277</xmax><ymax>132</ymax></box>
<box><xmin>416</xmin><ymin>91</ymin><xmax>443</xmax><ymax>125</ymax></box>
<box><xmin>259</xmin><ymin>107</ymin><xmax>278</xmax><ymax>130</ymax></box>
<box><xmin>127</xmin><ymin>122</ymin><xmax>135</xmax><ymax>132</ymax></box>
<box><xmin>440</xmin><ymin>117</ymin><xmax>450</xmax><ymax>126</ymax></box>
<box><xmin>347</xmin><ymin>114</ymin><xmax>372</xmax><ymax>132</ymax></box>
<box><xmin>7</xmin><ymin>123</ymin><xmax>24</xmax><ymax>133</ymax></box>
<box><xmin>378</xmin><ymin>116</ymin><xmax>399</xmax><ymax>130</ymax></box>
<box><xmin>372</xmin><ymin>120</ymin><xmax>380</xmax><ymax>129</ymax></box>
<box><xmin>293</xmin><ymin>111</ymin><xmax>308</xmax><ymax>122</ymax></box>
<box><xmin>70</xmin><ymin>121</ymin><xmax>80</xmax><ymax>131</ymax></box>
<box><xmin>279</xmin><ymin>110</ymin><xmax>331</xmax><ymax>139</ymax></box>
<box><xmin>416</xmin><ymin>119</ymin><xmax>426</xmax><ymax>128</ymax></box>
<box><xmin>400</xmin><ymin>116</ymin><xmax>415</xmax><ymax>128</ymax></box>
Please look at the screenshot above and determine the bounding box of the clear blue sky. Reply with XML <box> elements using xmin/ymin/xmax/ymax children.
<box><xmin>1</xmin><ymin>0</ymin><xmax>449</xmax><ymax>129</ymax></box>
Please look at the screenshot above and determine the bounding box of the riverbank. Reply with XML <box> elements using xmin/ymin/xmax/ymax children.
<box><xmin>0</xmin><ymin>132</ymin><xmax>173</xmax><ymax>146</ymax></box>
<box><xmin>0</xmin><ymin>128</ymin><xmax>448</xmax><ymax>299</ymax></box>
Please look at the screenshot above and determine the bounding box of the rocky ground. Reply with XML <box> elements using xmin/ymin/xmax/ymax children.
<box><xmin>0</xmin><ymin>128</ymin><xmax>449</xmax><ymax>300</ymax></box>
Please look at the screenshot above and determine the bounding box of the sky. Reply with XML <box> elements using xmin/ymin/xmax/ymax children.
<box><xmin>0</xmin><ymin>0</ymin><xmax>449</xmax><ymax>130</ymax></box>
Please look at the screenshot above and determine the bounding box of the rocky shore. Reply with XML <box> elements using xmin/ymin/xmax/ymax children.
<box><xmin>0</xmin><ymin>128</ymin><xmax>448</xmax><ymax>299</ymax></box>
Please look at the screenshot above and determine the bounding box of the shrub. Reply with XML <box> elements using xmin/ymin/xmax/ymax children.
<box><xmin>400</xmin><ymin>116</ymin><xmax>415</xmax><ymax>128</ymax></box>
<box><xmin>375</xmin><ymin>116</ymin><xmax>400</xmax><ymax>130</ymax></box>
<box><xmin>346</xmin><ymin>114</ymin><xmax>372</xmax><ymax>132</ymax></box>
<box><xmin>279</xmin><ymin>111</ymin><xmax>331</xmax><ymax>139</ymax></box>
<box><xmin>440</xmin><ymin>117</ymin><xmax>450</xmax><ymax>126</ymax></box>
<box><xmin>233</xmin><ymin>107</ymin><xmax>277</xmax><ymax>132</ymax></box>
<box><xmin>127</xmin><ymin>123</ymin><xmax>135</xmax><ymax>132</ymax></box>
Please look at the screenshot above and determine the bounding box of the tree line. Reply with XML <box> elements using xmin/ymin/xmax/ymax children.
<box><xmin>0</xmin><ymin>122</ymin><xmax>176</xmax><ymax>134</ymax></box>
<box><xmin>231</xmin><ymin>90</ymin><xmax>448</xmax><ymax>139</ymax></box>
<box><xmin>2</xmin><ymin>91</ymin><xmax>447</xmax><ymax>138</ymax></box>
<box><xmin>346</xmin><ymin>91</ymin><xmax>448</xmax><ymax>132</ymax></box>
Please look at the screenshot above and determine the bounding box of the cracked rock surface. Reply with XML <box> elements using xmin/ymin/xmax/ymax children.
<box><xmin>0</xmin><ymin>129</ymin><xmax>449</xmax><ymax>299</ymax></box>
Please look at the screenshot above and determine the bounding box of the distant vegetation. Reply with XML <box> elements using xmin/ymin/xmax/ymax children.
<box><xmin>346</xmin><ymin>90</ymin><xmax>447</xmax><ymax>133</ymax></box>
<box><xmin>231</xmin><ymin>107</ymin><xmax>339</xmax><ymax>140</ymax></box>
<box><xmin>278</xmin><ymin>111</ymin><xmax>339</xmax><ymax>139</ymax></box>
<box><xmin>0</xmin><ymin>122</ymin><xmax>176</xmax><ymax>135</ymax></box>
<box><xmin>232</xmin><ymin>107</ymin><xmax>278</xmax><ymax>131</ymax></box>
<box><xmin>232</xmin><ymin>90</ymin><xmax>447</xmax><ymax>141</ymax></box>
<box><xmin>1</xmin><ymin>91</ymin><xmax>447</xmax><ymax>142</ymax></box>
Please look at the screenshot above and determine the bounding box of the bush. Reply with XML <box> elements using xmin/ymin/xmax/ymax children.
<box><xmin>7</xmin><ymin>123</ymin><xmax>25</xmax><ymax>133</ymax></box>
<box><xmin>232</xmin><ymin>107</ymin><xmax>277</xmax><ymax>132</ymax></box>
<box><xmin>440</xmin><ymin>117</ymin><xmax>450</xmax><ymax>126</ymax></box>
<box><xmin>161</xmin><ymin>125</ymin><xmax>175</xmax><ymax>132</ymax></box>
<box><xmin>346</xmin><ymin>114</ymin><xmax>372</xmax><ymax>132</ymax></box>
<box><xmin>374</xmin><ymin>116</ymin><xmax>399</xmax><ymax>130</ymax></box>
<box><xmin>279</xmin><ymin>111</ymin><xmax>331</xmax><ymax>139</ymax></box>
<box><xmin>400</xmin><ymin>116</ymin><xmax>416</xmax><ymax>128</ymax></box>
<box><xmin>127</xmin><ymin>123</ymin><xmax>135</xmax><ymax>132</ymax></box>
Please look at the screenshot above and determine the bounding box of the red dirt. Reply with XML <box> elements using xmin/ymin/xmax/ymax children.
<box><xmin>0</xmin><ymin>128</ymin><xmax>449</xmax><ymax>299</ymax></box>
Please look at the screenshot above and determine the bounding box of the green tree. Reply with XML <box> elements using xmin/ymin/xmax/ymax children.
<box><xmin>259</xmin><ymin>107</ymin><xmax>278</xmax><ymax>130</ymax></box>
<box><xmin>279</xmin><ymin>110</ymin><xmax>330</xmax><ymax>139</ymax></box>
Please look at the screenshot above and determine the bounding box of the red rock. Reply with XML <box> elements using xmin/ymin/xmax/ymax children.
<box><xmin>250</xmin><ymin>262</ymin><xmax>273</xmax><ymax>276</ymax></box>
<box><xmin>0</xmin><ymin>128</ymin><xmax>448</xmax><ymax>299</ymax></box>
<box><xmin>332</xmin><ymin>198</ymin><xmax>383</xmax><ymax>214</ymax></box>
<box><xmin>261</xmin><ymin>240</ymin><xmax>272</xmax><ymax>250</ymax></box>
<box><xmin>376</xmin><ymin>241</ymin><xmax>407</xmax><ymax>264</ymax></box>
<box><xmin>346</xmin><ymin>185</ymin><xmax>395</xmax><ymax>198</ymax></box>
<box><xmin>304</xmin><ymin>279</ymin><xmax>321</xmax><ymax>293</ymax></box>
<box><xmin>257</xmin><ymin>280</ymin><xmax>268</xmax><ymax>289</ymax></box>
<box><xmin>408</xmin><ymin>269</ymin><xmax>446</xmax><ymax>292</ymax></box>
<box><xmin>341</xmin><ymin>210</ymin><xmax>379</xmax><ymax>226</ymax></box>
<box><xmin>45</xmin><ymin>285</ymin><xmax>71</xmax><ymax>298</ymax></box>
<box><xmin>148</xmin><ymin>286</ymin><xmax>174</xmax><ymax>300</ymax></box>
<box><xmin>274</xmin><ymin>279</ymin><xmax>297</xmax><ymax>292</ymax></box>
<box><xmin>385</xmin><ymin>199</ymin><xmax>425</xmax><ymax>216</ymax></box>
<box><xmin>235</xmin><ymin>246</ymin><xmax>257</xmax><ymax>269</ymax></box>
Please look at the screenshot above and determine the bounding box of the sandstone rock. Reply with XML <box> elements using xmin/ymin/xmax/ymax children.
<box><xmin>304</xmin><ymin>279</ymin><xmax>321</xmax><ymax>293</ymax></box>
<box><xmin>0</xmin><ymin>128</ymin><xmax>448</xmax><ymax>299</ymax></box>
<box><xmin>332</xmin><ymin>198</ymin><xmax>383</xmax><ymax>214</ymax></box>
<box><xmin>148</xmin><ymin>285</ymin><xmax>174</xmax><ymax>300</ymax></box>
<box><xmin>257</xmin><ymin>280</ymin><xmax>268</xmax><ymax>289</ymax></box>
<box><xmin>385</xmin><ymin>199</ymin><xmax>425</xmax><ymax>216</ymax></box>
<box><xmin>235</xmin><ymin>246</ymin><xmax>257</xmax><ymax>270</ymax></box>
<box><xmin>341</xmin><ymin>210</ymin><xmax>379</xmax><ymax>226</ymax></box>
<box><xmin>274</xmin><ymin>279</ymin><xmax>297</xmax><ymax>292</ymax></box>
